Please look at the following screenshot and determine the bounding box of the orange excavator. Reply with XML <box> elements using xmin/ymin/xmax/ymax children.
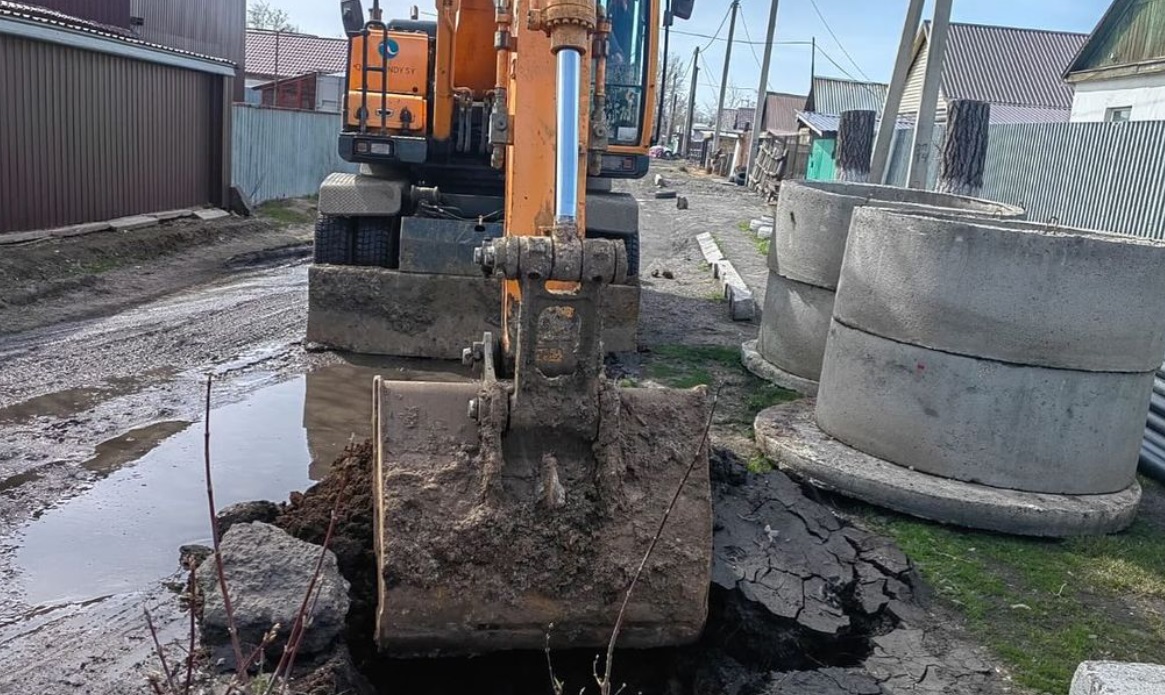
<box><xmin>309</xmin><ymin>0</ymin><xmax>712</xmax><ymax>654</ymax></box>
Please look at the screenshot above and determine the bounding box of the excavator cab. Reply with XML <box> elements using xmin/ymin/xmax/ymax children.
<box><xmin>308</xmin><ymin>0</ymin><xmax>711</xmax><ymax>655</ymax></box>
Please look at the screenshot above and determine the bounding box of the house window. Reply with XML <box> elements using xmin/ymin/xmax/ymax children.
<box><xmin>1105</xmin><ymin>106</ymin><xmax>1132</xmax><ymax>123</ymax></box>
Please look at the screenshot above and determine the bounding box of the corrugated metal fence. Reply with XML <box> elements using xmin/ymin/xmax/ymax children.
<box><xmin>885</xmin><ymin>120</ymin><xmax>1165</xmax><ymax>239</ymax></box>
<box><xmin>232</xmin><ymin>104</ymin><xmax>357</xmax><ymax>204</ymax></box>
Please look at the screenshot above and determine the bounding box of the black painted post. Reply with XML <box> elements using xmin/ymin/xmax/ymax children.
<box><xmin>937</xmin><ymin>100</ymin><xmax>991</xmax><ymax>197</ymax></box>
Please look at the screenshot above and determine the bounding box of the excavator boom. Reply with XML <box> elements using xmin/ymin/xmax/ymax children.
<box><xmin>319</xmin><ymin>0</ymin><xmax>711</xmax><ymax>655</ymax></box>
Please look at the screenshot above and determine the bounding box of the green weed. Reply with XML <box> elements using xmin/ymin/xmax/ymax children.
<box><xmin>257</xmin><ymin>199</ymin><xmax>314</xmax><ymax>227</ymax></box>
<box><xmin>866</xmin><ymin>491</ymin><xmax>1165</xmax><ymax>694</ymax></box>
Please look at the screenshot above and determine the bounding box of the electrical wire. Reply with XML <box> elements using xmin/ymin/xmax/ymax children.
<box><xmin>737</xmin><ymin>10</ymin><xmax>775</xmax><ymax>93</ymax></box>
<box><xmin>672</xmin><ymin>28</ymin><xmax>811</xmax><ymax>47</ymax></box>
<box><xmin>806</xmin><ymin>0</ymin><xmax>872</xmax><ymax>82</ymax></box>
<box><xmin>812</xmin><ymin>43</ymin><xmax>887</xmax><ymax>104</ymax></box>
<box><xmin>697</xmin><ymin>5</ymin><xmax>732</xmax><ymax>53</ymax></box>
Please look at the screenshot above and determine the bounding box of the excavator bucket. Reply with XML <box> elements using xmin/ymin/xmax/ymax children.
<box><xmin>371</xmin><ymin>240</ymin><xmax>714</xmax><ymax>654</ymax></box>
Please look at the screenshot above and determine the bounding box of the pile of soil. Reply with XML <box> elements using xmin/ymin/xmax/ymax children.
<box><xmin>273</xmin><ymin>440</ymin><xmax>916</xmax><ymax>695</ymax></box>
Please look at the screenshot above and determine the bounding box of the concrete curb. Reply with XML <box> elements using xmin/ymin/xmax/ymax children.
<box><xmin>754</xmin><ymin>399</ymin><xmax>1141</xmax><ymax>537</ymax></box>
<box><xmin>696</xmin><ymin>232</ymin><xmax>755</xmax><ymax>321</ymax></box>
<box><xmin>0</xmin><ymin>208</ymin><xmax>206</xmax><ymax>246</ymax></box>
<box><xmin>741</xmin><ymin>340</ymin><xmax>819</xmax><ymax>396</ymax></box>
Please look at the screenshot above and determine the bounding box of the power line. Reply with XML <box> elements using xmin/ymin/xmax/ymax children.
<box><xmin>673</xmin><ymin>28</ymin><xmax>810</xmax><ymax>47</ymax></box>
<box><xmin>698</xmin><ymin>6</ymin><xmax>732</xmax><ymax>53</ymax></box>
<box><xmin>807</xmin><ymin>0</ymin><xmax>872</xmax><ymax>82</ymax></box>
<box><xmin>737</xmin><ymin>9</ymin><xmax>775</xmax><ymax>93</ymax></box>
<box><xmin>812</xmin><ymin>43</ymin><xmax>886</xmax><ymax>104</ymax></box>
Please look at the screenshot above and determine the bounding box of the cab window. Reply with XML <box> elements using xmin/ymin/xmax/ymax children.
<box><xmin>603</xmin><ymin>0</ymin><xmax>649</xmax><ymax>145</ymax></box>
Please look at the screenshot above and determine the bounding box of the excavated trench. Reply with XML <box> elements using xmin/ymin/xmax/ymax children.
<box><xmin>272</xmin><ymin>444</ymin><xmax>915</xmax><ymax>694</ymax></box>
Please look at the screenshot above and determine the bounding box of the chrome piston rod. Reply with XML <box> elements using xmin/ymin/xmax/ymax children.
<box><xmin>555</xmin><ymin>48</ymin><xmax>581</xmax><ymax>222</ymax></box>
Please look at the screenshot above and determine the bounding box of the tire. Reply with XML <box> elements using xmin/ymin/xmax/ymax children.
<box><xmin>589</xmin><ymin>228</ymin><xmax>640</xmax><ymax>280</ymax></box>
<box><xmin>314</xmin><ymin>215</ymin><xmax>354</xmax><ymax>264</ymax></box>
<box><xmin>353</xmin><ymin>217</ymin><xmax>400</xmax><ymax>268</ymax></box>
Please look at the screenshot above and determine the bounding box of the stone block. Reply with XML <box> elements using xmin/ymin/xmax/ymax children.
<box><xmin>1071</xmin><ymin>661</ymin><xmax>1165</xmax><ymax>695</ymax></box>
<box><xmin>109</xmin><ymin>215</ymin><xmax>159</xmax><ymax>231</ymax></box>
<box><xmin>728</xmin><ymin>285</ymin><xmax>755</xmax><ymax>321</ymax></box>
<box><xmin>194</xmin><ymin>208</ymin><xmax>230</xmax><ymax>222</ymax></box>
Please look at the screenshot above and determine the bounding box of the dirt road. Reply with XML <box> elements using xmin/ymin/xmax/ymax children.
<box><xmin>0</xmin><ymin>172</ymin><xmax>1020</xmax><ymax>694</ymax></box>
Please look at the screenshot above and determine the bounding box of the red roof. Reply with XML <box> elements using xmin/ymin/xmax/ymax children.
<box><xmin>246</xmin><ymin>28</ymin><xmax>347</xmax><ymax>78</ymax></box>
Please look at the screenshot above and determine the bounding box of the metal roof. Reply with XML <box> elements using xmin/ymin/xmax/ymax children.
<box><xmin>762</xmin><ymin>92</ymin><xmax>808</xmax><ymax>135</ymax></box>
<box><xmin>806</xmin><ymin>77</ymin><xmax>888</xmax><ymax>115</ymax></box>
<box><xmin>0</xmin><ymin>0</ymin><xmax>234</xmax><ymax>67</ymax></box>
<box><xmin>1065</xmin><ymin>0</ymin><xmax>1165</xmax><ymax>79</ymax></box>
<box><xmin>988</xmin><ymin>104</ymin><xmax>1071</xmax><ymax>124</ymax></box>
<box><xmin>940</xmin><ymin>22</ymin><xmax>1087</xmax><ymax>109</ymax></box>
<box><xmin>796</xmin><ymin>111</ymin><xmax>914</xmax><ymax>137</ymax></box>
<box><xmin>246</xmin><ymin>28</ymin><xmax>347</xmax><ymax>78</ymax></box>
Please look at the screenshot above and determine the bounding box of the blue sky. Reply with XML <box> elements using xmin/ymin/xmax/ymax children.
<box><xmin>271</xmin><ymin>0</ymin><xmax>1111</xmax><ymax>105</ymax></box>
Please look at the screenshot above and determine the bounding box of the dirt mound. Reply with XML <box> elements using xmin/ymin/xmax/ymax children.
<box><xmin>276</xmin><ymin>440</ymin><xmax>379</xmax><ymax>675</ymax></box>
<box><xmin>273</xmin><ymin>440</ymin><xmax>918</xmax><ymax>694</ymax></box>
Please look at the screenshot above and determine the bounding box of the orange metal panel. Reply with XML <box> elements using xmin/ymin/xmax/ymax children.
<box><xmin>349</xmin><ymin>30</ymin><xmax>430</xmax><ymax>96</ymax></box>
<box><xmin>451</xmin><ymin>0</ymin><xmax>498</xmax><ymax>96</ymax></box>
<box><xmin>345</xmin><ymin>92</ymin><xmax>428</xmax><ymax>132</ymax></box>
<box><xmin>433</xmin><ymin>1</ymin><xmax>456</xmax><ymax>141</ymax></box>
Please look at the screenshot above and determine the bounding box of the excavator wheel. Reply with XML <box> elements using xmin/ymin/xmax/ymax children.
<box><xmin>313</xmin><ymin>215</ymin><xmax>354</xmax><ymax>265</ymax></box>
<box><xmin>354</xmin><ymin>217</ymin><xmax>400</xmax><ymax>268</ymax></box>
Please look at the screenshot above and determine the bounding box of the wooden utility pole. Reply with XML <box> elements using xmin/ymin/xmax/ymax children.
<box><xmin>937</xmin><ymin>100</ymin><xmax>991</xmax><ymax>197</ymax></box>
<box><xmin>835</xmin><ymin>110</ymin><xmax>876</xmax><ymax>182</ymax></box>
<box><xmin>667</xmin><ymin>91</ymin><xmax>679</xmax><ymax>149</ymax></box>
<box><xmin>682</xmin><ymin>47</ymin><xmax>700</xmax><ymax>157</ymax></box>
<box><xmin>711</xmin><ymin>0</ymin><xmax>740</xmax><ymax>157</ymax></box>
<box><xmin>654</xmin><ymin>0</ymin><xmax>672</xmax><ymax>145</ymax></box>
<box><xmin>747</xmin><ymin>0</ymin><xmax>780</xmax><ymax>181</ymax></box>
<box><xmin>906</xmin><ymin>0</ymin><xmax>952</xmax><ymax>189</ymax></box>
<box><xmin>871</xmin><ymin>0</ymin><xmax>925</xmax><ymax>183</ymax></box>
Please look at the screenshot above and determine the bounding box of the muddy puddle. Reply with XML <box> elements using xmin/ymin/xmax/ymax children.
<box><xmin>3</xmin><ymin>356</ymin><xmax>472</xmax><ymax>613</ymax></box>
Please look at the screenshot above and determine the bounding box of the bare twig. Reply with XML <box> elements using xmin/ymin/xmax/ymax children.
<box><xmin>269</xmin><ymin>485</ymin><xmax>344</xmax><ymax>695</ymax></box>
<box><xmin>597</xmin><ymin>386</ymin><xmax>721</xmax><ymax>695</ymax></box>
<box><xmin>184</xmin><ymin>563</ymin><xmax>198</xmax><ymax>693</ymax></box>
<box><xmin>203</xmin><ymin>375</ymin><xmax>248</xmax><ymax>679</ymax></box>
<box><xmin>148</xmin><ymin>677</ymin><xmax>167</xmax><ymax>695</ymax></box>
<box><xmin>545</xmin><ymin>626</ymin><xmax>565</xmax><ymax>695</ymax></box>
<box><xmin>144</xmin><ymin>607</ymin><xmax>180</xmax><ymax>694</ymax></box>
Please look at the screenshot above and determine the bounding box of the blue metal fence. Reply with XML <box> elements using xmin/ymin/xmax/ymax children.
<box><xmin>231</xmin><ymin>104</ymin><xmax>357</xmax><ymax>204</ymax></box>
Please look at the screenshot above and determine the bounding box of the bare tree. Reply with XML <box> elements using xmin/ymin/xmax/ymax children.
<box><xmin>655</xmin><ymin>53</ymin><xmax>689</xmax><ymax>146</ymax></box>
<box><xmin>248</xmin><ymin>0</ymin><xmax>297</xmax><ymax>31</ymax></box>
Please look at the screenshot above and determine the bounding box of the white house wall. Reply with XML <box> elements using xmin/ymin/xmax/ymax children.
<box><xmin>1070</xmin><ymin>73</ymin><xmax>1165</xmax><ymax>122</ymax></box>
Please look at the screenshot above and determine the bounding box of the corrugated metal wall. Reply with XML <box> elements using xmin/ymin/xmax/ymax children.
<box><xmin>231</xmin><ymin>105</ymin><xmax>358</xmax><ymax>204</ymax></box>
<box><xmin>980</xmin><ymin>121</ymin><xmax>1165</xmax><ymax>238</ymax></box>
<box><xmin>884</xmin><ymin>120</ymin><xmax>1165</xmax><ymax>239</ymax></box>
<box><xmin>135</xmin><ymin>0</ymin><xmax>245</xmax><ymax>100</ymax></box>
<box><xmin>0</xmin><ymin>34</ymin><xmax>221</xmax><ymax>233</ymax></box>
<box><xmin>31</xmin><ymin>0</ymin><xmax>130</xmax><ymax>26</ymax></box>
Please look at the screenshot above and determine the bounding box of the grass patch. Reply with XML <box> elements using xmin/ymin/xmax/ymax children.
<box><xmin>257</xmin><ymin>199</ymin><xmax>314</xmax><ymax>227</ymax></box>
<box><xmin>865</xmin><ymin>497</ymin><xmax>1165</xmax><ymax>694</ymax></box>
<box><xmin>644</xmin><ymin>343</ymin><xmax>799</xmax><ymax>425</ymax></box>
<box><xmin>737</xmin><ymin>220</ymin><xmax>751</xmax><ymax>232</ymax></box>
<box><xmin>746</xmin><ymin>453</ymin><xmax>774</xmax><ymax>474</ymax></box>
<box><xmin>754</xmin><ymin>236</ymin><xmax>771</xmax><ymax>257</ymax></box>
<box><xmin>646</xmin><ymin>344</ymin><xmax>739</xmax><ymax>389</ymax></box>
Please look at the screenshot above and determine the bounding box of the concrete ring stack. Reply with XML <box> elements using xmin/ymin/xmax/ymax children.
<box><xmin>756</xmin><ymin>208</ymin><xmax>1165</xmax><ymax>537</ymax></box>
<box><xmin>741</xmin><ymin>180</ymin><xmax>1023</xmax><ymax>396</ymax></box>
